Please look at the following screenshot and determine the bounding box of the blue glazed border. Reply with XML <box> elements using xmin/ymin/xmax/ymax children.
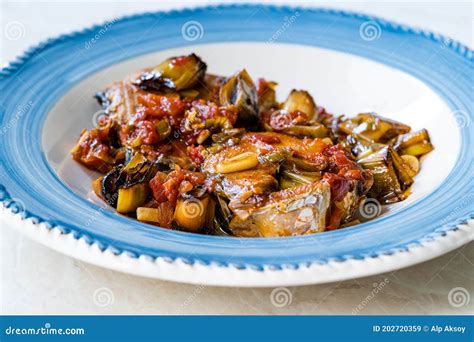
<box><xmin>0</xmin><ymin>5</ymin><xmax>473</xmax><ymax>270</ymax></box>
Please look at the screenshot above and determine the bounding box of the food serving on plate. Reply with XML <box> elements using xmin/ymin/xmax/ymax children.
<box><xmin>71</xmin><ymin>54</ymin><xmax>433</xmax><ymax>237</ymax></box>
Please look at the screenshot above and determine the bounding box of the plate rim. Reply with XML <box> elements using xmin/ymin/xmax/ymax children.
<box><xmin>2</xmin><ymin>207</ymin><xmax>472</xmax><ymax>287</ymax></box>
<box><xmin>0</xmin><ymin>4</ymin><xmax>473</xmax><ymax>283</ymax></box>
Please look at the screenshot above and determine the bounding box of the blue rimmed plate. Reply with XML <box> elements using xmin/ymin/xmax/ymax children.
<box><xmin>1</xmin><ymin>5</ymin><xmax>472</xmax><ymax>286</ymax></box>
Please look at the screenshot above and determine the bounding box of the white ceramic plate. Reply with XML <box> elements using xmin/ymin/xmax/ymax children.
<box><xmin>1</xmin><ymin>6</ymin><xmax>472</xmax><ymax>286</ymax></box>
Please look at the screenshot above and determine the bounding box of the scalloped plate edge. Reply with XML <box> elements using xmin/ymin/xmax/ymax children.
<box><xmin>2</xmin><ymin>206</ymin><xmax>472</xmax><ymax>287</ymax></box>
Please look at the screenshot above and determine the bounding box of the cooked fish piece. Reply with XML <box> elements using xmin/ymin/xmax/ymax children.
<box><xmin>335</xmin><ymin>183</ymin><xmax>360</xmax><ymax>225</ymax></box>
<box><xmin>213</xmin><ymin>168</ymin><xmax>279</xmax><ymax>201</ymax></box>
<box><xmin>203</xmin><ymin>132</ymin><xmax>328</xmax><ymax>173</ymax></box>
<box><xmin>95</xmin><ymin>79</ymin><xmax>143</xmax><ymax>125</ymax></box>
<box><xmin>203</xmin><ymin>131</ymin><xmax>330</xmax><ymax>210</ymax></box>
<box><xmin>229</xmin><ymin>181</ymin><xmax>331</xmax><ymax>237</ymax></box>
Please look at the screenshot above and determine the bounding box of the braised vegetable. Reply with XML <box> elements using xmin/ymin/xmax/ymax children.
<box><xmin>135</xmin><ymin>54</ymin><xmax>207</xmax><ymax>92</ymax></box>
<box><xmin>219</xmin><ymin>69</ymin><xmax>258</xmax><ymax>125</ymax></box>
<box><xmin>282</xmin><ymin>90</ymin><xmax>317</xmax><ymax>120</ymax></box>
<box><xmin>72</xmin><ymin>54</ymin><xmax>433</xmax><ymax>236</ymax></box>
<box><xmin>358</xmin><ymin>146</ymin><xmax>413</xmax><ymax>203</ymax></box>
<box><xmin>137</xmin><ymin>203</ymin><xmax>174</xmax><ymax>227</ymax></box>
<box><xmin>257</xmin><ymin>79</ymin><xmax>278</xmax><ymax>114</ymax></box>
<box><xmin>117</xmin><ymin>183</ymin><xmax>148</xmax><ymax>213</ymax></box>
<box><xmin>401</xmin><ymin>155</ymin><xmax>420</xmax><ymax>174</ymax></box>
<box><xmin>137</xmin><ymin>207</ymin><xmax>161</xmax><ymax>223</ymax></box>
<box><xmin>340</xmin><ymin>113</ymin><xmax>410</xmax><ymax>142</ymax></box>
<box><xmin>341</xmin><ymin>134</ymin><xmax>385</xmax><ymax>160</ymax></box>
<box><xmin>279</xmin><ymin>170</ymin><xmax>321</xmax><ymax>189</ymax></box>
<box><xmin>281</xmin><ymin>124</ymin><xmax>329</xmax><ymax>138</ymax></box>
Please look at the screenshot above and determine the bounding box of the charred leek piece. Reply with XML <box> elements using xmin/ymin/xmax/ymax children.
<box><xmin>399</xmin><ymin>143</ymin><xmax>433</xmax><ymax>157</ymax></box>
<box><xmin>279</xmin><ymin>170</ymin><xmax>322</xmax><ymax>189</ymax></box>
<box><xmin>342</xmin><ymin>134</ymin><xmax>385</xmax><ymax>160</ymax></box>
<box><xmin>137</xmin><ymin>207</ymin><xmax>162</xmax><ymax>223</ymax></box>
<box><xmin>340</xmin><ymin>113</ymin><xmax>411</xmax><ymax>142</ymax></box>
<box><xmin>216</xmin><ymin>195</ymin><xmax>232</xmax><ymax>225</ymax></box>
<box><xmin>358</xmin><ymin>146</ymin><xmax>413</xmax><ymax>203</ymax></box>
<box><xmin>282</xmin><ymin>90</ymin><xmax>317</xmax><ymax>120</ymax></box>
<box><xmin>391</xmin><ymin>129</ymin><xmax>434</xmax><ymax>157</ymax></box>
<box><xmin>137</xmin><ymin>204</ymin><xmax>174</xmax><ymax>227</ymax></box>
<box><xmin>123</xmin><ymin>160</ymin><xmax>160</xmax><ymax>187</ymax></box>
<box><xmin>257</xmin><ymin>80</ymin><xmax>278</xmax><ymax>114</ymax></box>
<box><xmin>219</xmin><ymin>69</ymin><xmax>258</xmax><ymax>125</ymax></box>
<box><xmin>390</xmin><ymin>148</ymin><xmax>416</xmax><ymax>188</ymax></box>
<box><xmin>123</xmin><ymin>152</ymin><xmax>147</xmax><ymax>172</ymax></box>
<box><xmin>135</xmin><ymin>54</ymin><xmax>207</xmax><ymax>91</ymax></box>
<box><xmin>100</xmin><ymin>154</ymin><xmax>163</xmax><ymax>207</ymax></box>
<box><xmin>391</xmin><ymin>129</ymin><xmax>429</xmax><ymax>149</ymax></box>
<box><xmin>101</xmin><ymin>165</ymin><xmax>126</xmax><ymax>207</ymax></box>
<box><xmin>205</xmin><ymin>198</ymin><xmax>216</xmax><ymax>229</ymax></box>
<box><xmin>117</xmin><ymin>183</ymin><xmax>148</xmax><ymax>213</ymax></box>
<box><xmin>208</xmin><ymin>195</ymin><xmax>235</xmax><ymax>236</ymax></box>
<box><xmin>281</xmin><ymin>124</ymin><xmax>329</xmax><ymax>138</ymax></box>
<box><xmin>257</xmin><ymin>149</ymin><xmax>292</xmax><ymax>165</ymax></box>
<box><xmin>214</xmin><ymin>170</ymin><xmax>278</xmax><ymax>200</ymax></box>
<box><xmin>229</xmin><ymin>181</ymin><xmax>330</xmax><ymax>237</ymax></box>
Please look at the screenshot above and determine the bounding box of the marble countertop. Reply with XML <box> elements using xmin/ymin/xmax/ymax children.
<box><xmin>1</xmin><ymin>0</ymin><xmax>473</xmax><ymax>315</ymax></box>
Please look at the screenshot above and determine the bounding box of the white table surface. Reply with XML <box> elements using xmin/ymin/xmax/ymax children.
<box><xmin>1</xmin><ymin>0</ymin><xmax>473</xmax><ymax>315</ymax></box>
